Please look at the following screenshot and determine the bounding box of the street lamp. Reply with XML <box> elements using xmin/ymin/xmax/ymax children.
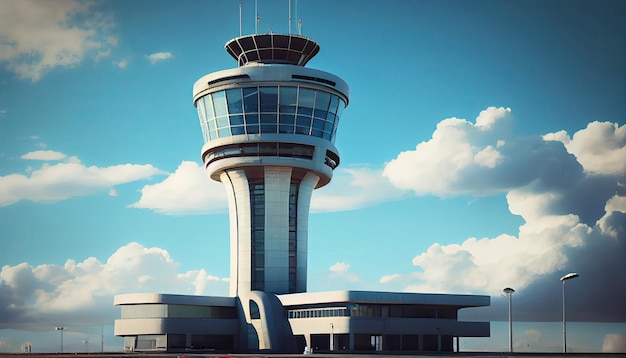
<box><xmin>560</xmin><ymin>272</ymin><xmax>579</xmax><ymax>353</ymax></box>
<box><xmin>503</xmin><ymin>287</ymin><xmax>515</xmax><ymax>352</ymax></box>
<box><xmin>54</xmin><ymin>326</ymin><xmax>64</xmax><ymax>353</ymax></box>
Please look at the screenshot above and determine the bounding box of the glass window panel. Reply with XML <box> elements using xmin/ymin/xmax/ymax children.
<box><xmin>218</xmin><ymin>127</ymin><xmax>230</xmax><ymax>137</ymax></box>
<box><xmin>336</xmin><ymin>99</ymin><xmax>346</xmax><ymax>119</ymax></box>
<box><xmin>295</xmin><ymin>126</ymin><xmax>309</xmax><ymax>135</ymax></box>
<box><xmin>231</xmin><ymin>114</ymin><xmax>244</xmax><ymax>125</ymax></box>
<box><xmin>329</xmin><ymin>95</ymin><xmax>340</xmax><ymax>115</ymax></box>
<box><xmin>247</xmin><ymin>124</ymin><xmax>260</xmax><ymax>134</ymax></box>
<box><xmin>226</xmin><ymin>88</ymin><xmax>243</xmax><ymax>114</ymax></box>
<box><xmin>322</xmin><ymin>130</ymin><xmax>332</xmax><ymax>140</ymax></box>
<box><xmin>204</xmin><ymin>95</ymin><xmax>215</xmax><ymax>119</ymax></box>
<box><xmin>279</xmin><ymin>113</ymin><xmax>295</xmax><ymax>124</ymax></box>
<box><xmin>212</xmin><ymin>91</ymin><xmax>228</xmax><ymax>117</ymax></box>
<box><xmin>279</xmin><ymin>87</ymin><xmax>297</xmax><ymax>114</ymax></box>
<box><xmin>208</xmin><ymin>119</ymin><xmax>216</xmax><ymax>131</ymax></box>
<box><xmin>313</xmin><ymin>109</ymin><xmax>328</xmax><ymax>119</ymax></box>
<box><xmin>326</xmin><ymin>112</ymin><xmax>336</xmax><ymax>123</ymax></box>
<box><xmin>324</xmin><ymin>119</ymin><xmax>334</xmax><ymax>132</ymax></box>
<box><xmin>197</xmin><ymin>97</ymin><xmax>206</xmax><ymax>122</ymax></box>
<box><xmin>217</xmin><ymin>116</ymin><xmax>229</xmax><ymax>128</ymax></box>
<box><xmin>243</xmin><ymin>87</ymin><xmax>259</xmax><ymax>113</ymax></box>
<box><xmin>314</xmin><ymin>91</ymin><xmax>331</xmax><ymax>111</ymax></box>
<box><xmin>296</xmin><ymin>115</ymin><xmax>311</xmax><ymax>127</ymax></box>
<box><xmin>245</xmin><ymin>113</ymin><xmax>259</xmax><ymax>125</ymax></box>
<box><xmin>312</xmin><ymin>118</ymin><xmax>325</xmax><ymax>130</ymax></box>
<box><xmin>298</xmin><ymin>88</ymin><xmax>315</xmax><ymax>108</ymax></box>
<box><xmin>279</xmin><ymin>124</ymin><xmax>294</xmax><ymax>133</ymax></box>
<box><xmin>260</xmin><ymin>113</ymin><xmax>277</xmax><ymax>124</ymax></box>
<box><xmin>311</xmin><ymin>128</ymin><xmax>323</xmax><ymax>137</ymax></box>
<box><xmin>231</xmin><ymin>126</ymin><xmax>245</xmax><ymax>135</ymax></box>
<box><xmin>261</xmin><ymin>124</ymin><xmax>277</xmax><ymax>133</ymax></box>
<box><xmin>297</xmin><ymin>107</ymin><xmax>312</xmax><ymax>116</ymax></box>
<box><xmin>259</xmin><ymin>86</ymin><xmax>278</xmax><ymax>112</ymax></box>
<box><xmin>209</xmin><ymin>130</ymin><xmax>217</xmax><ymax>140</ymax></box>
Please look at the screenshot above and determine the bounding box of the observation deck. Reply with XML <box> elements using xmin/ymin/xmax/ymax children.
<box><xmin>225</xmin><ymin>33</ymin><xmax>320</xmax><ymax>67</ymax></box>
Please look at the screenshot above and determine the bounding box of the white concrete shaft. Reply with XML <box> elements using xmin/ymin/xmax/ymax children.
<box><xmin>221</xmin><ymin>166</ymin><xmax>319</xmax><ymax>296</ymax></box>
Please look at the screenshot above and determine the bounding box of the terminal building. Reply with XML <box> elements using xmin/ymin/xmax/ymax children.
<box><xmin>114</xmin><ymin>31</ymin><xmax>490</xmax><ymax>353</ymax></box>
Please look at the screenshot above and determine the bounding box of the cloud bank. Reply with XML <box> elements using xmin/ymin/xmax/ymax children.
<box><xmin>0</xmin><ymin>0</ymin><xmax>116</xmax><ymax>81</ymax></box>
<box><xmin>378</xmin><ymin>108</ymin><xmax>625</xmax><ymax>322</ymax></box>
<box><xmin>0</xmin><ymin>242</ymin><xmax>228</xmax><ymax>330</ymax></box>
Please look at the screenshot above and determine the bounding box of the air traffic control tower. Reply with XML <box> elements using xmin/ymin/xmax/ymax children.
<box><xmin>114</xmin><ymin>32</ymin><xmax>490</xmax><ymax>353</ymax></box>
<box><xmin>192</xmin><ymin>33</ymin><xmax>349</xmax><ymax>296</ymax></box>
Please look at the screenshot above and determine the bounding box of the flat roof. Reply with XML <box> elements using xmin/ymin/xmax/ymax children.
<box><xmin>278</xmin><ymin>290</ymin><xmax>490</xmax><ymax>308</ymax></box>
<box><xmin>114</xmin><ymin>293</ymin><xmax>236</xmax><ymax>307</ymax></box>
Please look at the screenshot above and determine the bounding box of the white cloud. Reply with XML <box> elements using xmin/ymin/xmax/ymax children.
<box><xmin>329</xmin><ymin>262</ymin><xmax>350</xmax><ymax>274</ymax></box>
<box><xmin>0</xmin><ymin>242</ymin><xmax>228</xmax><ymax>329</ymax></box>
<box><xmin>311</xmin><ymin>167</ymin><xmax>405</xmax><ymax>212</ymax></box>
<box><xmin>407</xmin><ymin>213</ymin><xmax>588</xmax><ymax>295</ymax></box>
<box><xmin>545</xmin><ymin>121</ymin><xmax>626</xmax><ymax>174</ymax></box>
<box><xmin>473</xmin><ymin>145</ymin><xmax>501</xmax><ymax>168</ymax></box>
<box><xmin>376</xmin><ymin>109</ymin><xmax>626</xmax><ymax>322</ymax></box>
<box><xmin>379</xmin><ymin>273</ymin><xmax>402</xmax><ymax>284</ymax></box>
<box><xmin>0</xmin><ymin>0</ymin><xmax>116</xmax><ymax>81</ymax></box>
<box><xmin>0</xmin><ymin>156</ymin><xmax>165</xmax><ymax>206</ymax></box>
<box><xmin>129</xmin><ymin>160</ymin><xmax>227</xmax><ymax>215</ymax></box>
<box><xmin>602</xmin><ymin>334</ymin><xmax>626</xmax><ymax>353</ymax></box>
<box><xmin>327</xmin><ymin>262</ymin><xmax>360</xmax><ymax>284</ymax></box>
<box><xmin>383</xmin><ymin>106</ymin><xmax>514</xmax><ymax>196</ymax></box>
<box><xmin>20</xmin><ymin>150</ymin><xmax>66</xmax><ymax>161</ymax></box>
<box><xmin>114</xmin><ymin>59</ymin><xmax>129</xmax><ymax>69</ymax></box>
<box><xmin>147</xmin><ymin>52</ymin><xmax>174</xmax><ymax>64</ymax></box>
<box><xmin>109</xmin><ymin>188</ymin><xmax>118</xmax><ymax>197</ymax></box>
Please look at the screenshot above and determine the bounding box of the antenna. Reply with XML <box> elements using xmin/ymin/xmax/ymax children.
<box><xmin>295</xmin><ymin>0</ymin><xmax>298</xmax><ymax>33</ymax></box>
<box><xmin>239</xmin><ymin>3</ymin><xmax>242</xmax><ymax>36</ymax></box>
<box><xmin>288</xmin><ymin>0</ymin><xmax>291</xmax><ymax>34</ymax></box>
<box><xmin>255</xmin><ymin>0</ymin><xmax>258</xmax><ymax>34</ymax></box>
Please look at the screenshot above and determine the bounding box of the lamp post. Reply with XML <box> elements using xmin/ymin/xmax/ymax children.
<box><xmin>503</xmin><ymin>287</ymin><xmax>515</xmax><ymax>352</ymax></box>
<box><xmin>560</xmin><ymin>272</ymin><xmax>579</xmax><ymax>353</ymax></box>
<box><xmin>54</xmin><ymin>326</ymin><xmax>64</xmax><ymax>353</ymax></box>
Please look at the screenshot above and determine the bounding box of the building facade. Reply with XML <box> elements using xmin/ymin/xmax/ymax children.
<box><xmin>114</xmin><ymin>32</ymin><xmax>490</xmax><ymax>354</ymax></box>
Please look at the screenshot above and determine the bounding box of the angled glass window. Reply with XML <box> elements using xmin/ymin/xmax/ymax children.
<box><xmin>217</xmin><ymin>116</ymin><xmax>229</xmax><ymax>129</ymax></box>
<box><xmin>313</xmin><ymin>91</ymin><xmax>330</xmax><ymax>119</ymax></box>
<box><xmin>243</xmin><ymin>87</ymin><xmax>259</xmax><ymax>113</ymax></box>
<box><xmin>259</xmin><ymin>86</ymin><xmax>278</xmax><ymax>112</ymax></box>
<box><xmin>226</xmin><ymin>88</ymin><xmax>243</xmax><ymax>114</ymax></box>
<box><xmin>212</xmin><ymin>91</ymin><xmax>228</xmax><ymax>117</ymax></box>
<box><xmin>218</xmin><ymin>127</ymin><xmax>230</xmax><ymax>138</ymax></box>
<box><xmin>329</xmin><ymin>95</ymin><xmax>339</xmax><ymax>115</ymax></box>
<box><xmin>279</xmin><ymin>87</ymin><xmax>298</xmax><ymax>114</ymax></box>
<box><xmin>204</xmin><ymin>94</ymin><xmax>215</xmax><ymax>119</ymax></box>
<box><xmin>230</xmin><ymin>114</ymin><xmax>244</xmax><ymax>126</ymax></box>
<box><xmin>297</xmin><ymin>88</ymin><xmax>315</xmax><ymax>116</ymax></box>
<box><xmin>231</xmin><ymin>126</ymin><xmax>245</xmax><ymax>135</ymax></box>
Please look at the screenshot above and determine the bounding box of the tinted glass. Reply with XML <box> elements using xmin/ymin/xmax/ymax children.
<box><xmin>226</xmin><ymin>88</ymin><xmax>243</xmax><ymax>114</ymax></box>
<box><xmin>260</xmin><ymin>87</ymin><xmax>278</xmax><ymax>112</ymax></box>
<box><xmin>212</xmin><ymin>91</ymin><xmax>228</xmax><ymax>117</ymax></box>
<box><xmin>243</xmin><ymin>87</ymin><xmax>259</xmax><ymax>112</ymax></box>
<box><xmin>279</xmin><ymin>87</ymin><xmax>297</xmax><ymax>114</ymax></box>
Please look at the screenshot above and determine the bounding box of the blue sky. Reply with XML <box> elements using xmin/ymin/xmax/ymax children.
<box><xmin>1</xmin><ymin>0</ymin><xmax>625</xmax><ymax>353</ymax></box>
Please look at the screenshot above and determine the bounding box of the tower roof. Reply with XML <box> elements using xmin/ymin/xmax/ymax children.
<box><xmin>225</xmin><ymin>33</ymin><xmax>320</xmax><ymax>67</ymax></box>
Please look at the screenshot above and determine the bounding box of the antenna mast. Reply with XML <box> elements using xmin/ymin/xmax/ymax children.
<box><xmin>288</xmin><ymin>0</ymin><xmax>291</xmax><ymax>34</ymax></box>
<box><xmin>255</xmin><ymin>0</ymin><xmax>258</xmax><ymax>34</ymax></box>
<box><xmin>239</xmin><ymin>3</ymin><xmax>242</xmax><ymax>36</ymax></box>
